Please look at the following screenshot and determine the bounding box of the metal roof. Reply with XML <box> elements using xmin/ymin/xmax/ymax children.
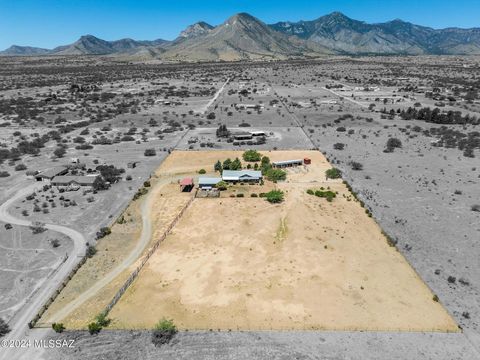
<box><xmin>36</xmin><ymin>166</ymin><xmax>68</xmax><ymax>179</ymax></box>
<box><xmin>222</xmin><ymin>170</ymin><xmax>262</xmax><ymax>180</ymax></box>
<box><xmin>51</xmin><ymin>175</ymin><xmax>99</xmax><ymax>185</ymax></box>
<box><xmin>198</xmin><ymin>177</ymin><xmax>222</xmax><ymax>185</ymax></box>
<box><xmin>180</xmin><ymin>178</ymin><xmax>194</xmax><ymax>186</ymax></box>
<box><xmin>272</xmin><ymin>159</ymin><xmax>303</xmax><ymax>166</ymax></box>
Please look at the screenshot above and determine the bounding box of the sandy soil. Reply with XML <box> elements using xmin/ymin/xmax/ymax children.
<box><xmin>109</xmin><ymin>151</ymin><xmax>458</xmax><ymax>331</ymax></box>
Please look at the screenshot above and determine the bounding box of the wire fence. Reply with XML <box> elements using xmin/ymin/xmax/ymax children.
<box><xmin>102</xmin><ymin>191</ymin><xmax>197</xmax><ymax>316</ymax></box>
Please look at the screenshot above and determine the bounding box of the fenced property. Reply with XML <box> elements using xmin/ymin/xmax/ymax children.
<box><xmin>102</xmin><ymin>191</ymin><xmax>197</xmax><ymax>317</ymax></box>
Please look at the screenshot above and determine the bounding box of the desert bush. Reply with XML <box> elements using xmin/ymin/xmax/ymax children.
<box><xmin>198</xmin><ymin>169</ymin><xmax>206</xmax><ymax>174</ymax></box>
<box><xmin>0</xmin><ymin>171</ymin><xmax>10</xmax><ymax>177</ymax></box>
<box><xmin>325</xmin><ymin>167</ymin><xmax>342</xmax><ymax>179</ymax></box>
<box><xmin>349</xmin><ymin>161</ymin><xmax>363</xmax><ymax>171</ymax></box>
<box><xmin>52</xmin><ymin>322</ymin><xmax>65</xmax><ymax>333</ymax></box>
<box><xmin>152</xmin><ymin>318</ymin><xmax>177</xmax><ymax>347</ymax></box>
<box><xmin>471</xmin><ymin>204</ymin><xmax>480</xmax><ymax>212</ymax></box>
<box><xmin>333</xmin><ymin>143</ymin><xmax>345</xmax><ymax>150</ymax></box>
<box><xmin>86</xmin><ymin>245</ymin><xmax>97</xmax><ymax>258</ymax></box>
<box><xmin>88</xmin><ymin>322</ymin><xmax>102</xmax><ymax>335</ymax></box>
<box><xmin>95</xmin><ymin>312</ymin><xmax>111</xmax><ymax>327</ymax></box>
<box><xmin>15</xmin><ymin>163</ymin><xmax>27</xmax><ymax>171</ymax></box>
<box><xmin>265</xmin><ymin>190</ymin><xmax>284</xmax><ymax>204</ymax></box>
<box><xmin>144</xmin><ymin>148</ymin><xmax>156</xmax><ymax>157</ymax></box>
<box><xmin>265</xmin><ymin>168</ymin><xmax>286</xmax><ymax>182</ymax></box>
<box><xmin>96</xmin><ymin>227</ymin><xmax>111</xmax><ymax>239</ymax></box>
<box><xmin>0</xmin><ymin>318</ymin><xmax>10</xmax><ymax>337</ymax></box>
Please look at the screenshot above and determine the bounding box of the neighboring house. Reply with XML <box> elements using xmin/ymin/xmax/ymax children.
<box><xmin>222</xmin><ymin>170</ymin><xmax>262</xmax><ymax>182</ymax></box>
<box><xmin>179</xmin><ymin>177</ymin><xmax>194</xmax><ymax>192</ymax></box>
<box><xmin>35</xmin><ymin>166</ymin><xmax>68</xmax><ymax>181</ymax></box>
<box><xmin>232</xmin><ymin>132</ymin><xmax>253</xmax><ymax>141</ymax></box>
<box><xmin>51</xmin><ymin>174</ymin><xmax>99</xmax><ymax>187</ymax></box>
<box><xmin>272</xmin><ymin>159</ymin><xmax>304</xmax><ymax>168</ymax></box>
<box><xmin>198</xmin><ymin>177</ymin><xmax>222</xmax><ymax>190</ymax></box>
<box><xmin>250</xmin><ymin>131</ymin><xmax>266</xmax><ymax>137</ymax></box>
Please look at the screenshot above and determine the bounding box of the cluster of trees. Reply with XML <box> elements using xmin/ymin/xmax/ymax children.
<box><xmin>392</xmin><ymin>107</ymin><xmax>479</xmax><ymax>125</ymax></box>
<box><xmin>428</xmin><ymin>127</ymin><xmax>479</xmax><ymax>158</ymax></box>
<box><xmin>216</xmin><ymin>124</ymin><xmax>230</xmax><ymax>138</ymax></box>
<box><xmin>214</xmin><ymin>158</ymin><xmax>242</xmax><ymax>173</ymax></box>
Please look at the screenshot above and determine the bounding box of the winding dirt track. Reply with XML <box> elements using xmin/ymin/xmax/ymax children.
<box><xmin>0</xmin><ymin>183</ymin><xmax>85</xmax><ymax>360</ymax></box>
<box><xmin>46</xmin><ymin>176</ymin><xmax>179</xmax><ymax>324</ymax></box>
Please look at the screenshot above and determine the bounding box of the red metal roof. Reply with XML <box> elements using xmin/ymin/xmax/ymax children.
<box><xmin>180</xmin><ymin>178</ymin><xmax>194</xmax><ymax>186</ymax></box>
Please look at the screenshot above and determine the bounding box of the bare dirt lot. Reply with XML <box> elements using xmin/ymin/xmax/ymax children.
<box><xmin>109</xmin><ymin>151</ymin><xmax>457</xmax><ymax>332</ymax></box>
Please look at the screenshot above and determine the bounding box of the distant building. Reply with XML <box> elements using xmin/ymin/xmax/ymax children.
<box><xmin>222</xmin><ymin>170</ymin><xmax>262</xmax><ymax>183</ymax></box>
<box><xmin>35</xmin><ymin>166</ymin><xmax>68</xmax><ymax>181</ymax></box>
<box><xmin>51</xmin><ymin>174</ymin><xmax>99</xmax><ymax>187</ymax></box>
<box><xmin>250</xmin><ymin>131</ymin><xmax>266</xmax><ymax>137</ymax></box>
<box><xmin>198</xmin><ymin>177</ymin><xmax>222</xmax><ymax>190</ymax></box>
<box><xmin>232</xmin><ymin>132</ymin><xmax>253</xmax><ymax>141</ymax></box>
<box><xmin>272</xmin><ymin>159</ymin><xmax>304</xmax><ymax>168</ymax></box>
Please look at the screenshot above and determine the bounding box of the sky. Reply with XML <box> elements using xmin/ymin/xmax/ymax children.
<box><xmin>0</xmin><ymin>0</ymin><xmax>479</xmax><ymax>49</ymax></box>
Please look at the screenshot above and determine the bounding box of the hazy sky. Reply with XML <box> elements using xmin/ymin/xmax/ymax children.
<box><xmin>1</xmin><ymin>0</ymin><xmax>478</xmax><ymax>49</ymax></box>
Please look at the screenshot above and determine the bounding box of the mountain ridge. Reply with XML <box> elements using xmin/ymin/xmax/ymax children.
<box><xmin>1</xmin><ymin>12</ymin><xmax>479</xmax><ymax>59</ymax></box>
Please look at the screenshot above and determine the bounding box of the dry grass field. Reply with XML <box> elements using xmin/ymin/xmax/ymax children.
<box><xmin>108</xmin><ymin>151</ymin><xmax>458</xmax><ymax>332</ymax></box>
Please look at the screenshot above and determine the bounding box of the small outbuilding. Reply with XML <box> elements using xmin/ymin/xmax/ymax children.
<box><xmin>198</xmin><ymin>177</ymin><xmax>222</xmax><ymax>190</ymax></box>
<box><xmin>179</xmin><ymin>178</ymin><xmax>194</xmax><ymax>192</ymax></box>
<box><xmin>272</xmin><ymin>159</ymin><xmax>304</xmax><ymax>168</ymax></box>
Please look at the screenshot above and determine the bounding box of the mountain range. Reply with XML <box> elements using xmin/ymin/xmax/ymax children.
<box><xmin>2</xmin><ymin>12</ymin><xmax>479</xmax><ymax>60</ymax></box>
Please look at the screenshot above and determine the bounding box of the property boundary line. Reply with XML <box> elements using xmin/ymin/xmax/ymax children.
<box><xmin>101</xmin><ymin>190</ymin><xmax>197</xmax><ymax>316</ymax></box>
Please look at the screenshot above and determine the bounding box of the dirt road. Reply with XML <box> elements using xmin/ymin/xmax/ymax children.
<box><xmin>0</xmin><ymin>183</ymin><xmax>86</xmax><ymax>360</ymax></box>
<box><xmin>45</xmin><ymin>176</ymin><xmax>181</xmax><ymax>324</ymax></box>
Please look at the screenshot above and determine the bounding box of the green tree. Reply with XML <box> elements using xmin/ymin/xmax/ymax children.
<box><xmin>230</xmin><ymin>158</ymin><xmax>242</xmax><ymax>170</ymax></box>
<box><xmin>214</xmin><ymin>160</ymin><xmax>222</xmax><ymax>173</ymax></box>
<box><xmin>53</xmin><ymin>147</ymin><xmax>66</xmax><ymax>158</ymax></box>
<box><xmin>265</xmin><ymin>168</ymin><xmax>287</xmax><ymax>182</ymax></box>
<box><xmin>222</xmin><ymin>158</ymin><xmax>232</xmax><ymax>170</ymax></box>
<box><xmin>242</xmin><ymin>150</ymin><xmax>262</xmax><ymax>162</ymax></box>
<box><xmin>265</xmin><ymin>190</ymin><xmax>284</xmax><ymax>204</ymax></box>
<box><xmin>215</xmin><ymin>181</ymin><xmax>228</xmax><ymax>190</ymax></box>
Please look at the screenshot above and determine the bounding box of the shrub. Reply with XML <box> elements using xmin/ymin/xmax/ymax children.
<box><xmin>265</xmin><ymin>190</ymin><xmax>284</xmax><ymax>204</ymax></box>
<box><xmin>52</xmin><ymin>323</ymin><xmax>65</xmax><ymax>333</ymax></box>
<box><xmin>325</xmin><ymin>168</ymin><xmax>342</xmax><ymax>179</ymax></box>
<box><xmin>215</xmin><ymin>181</ymin><xmax>228</xmax><ymax>191</ymax></box>
<box><xmin>152</xmin><ymin>318</ymin><xmax>177</xmax><ymax>347</ymax></box>
<box><xmin>144</xmin><ymin>148</ymin><xmax>156</xmax><ymax>157</ymax></box>
<box><xmin>265</xmin><ymin>168</ymin><xmax>286</xmax><ymax>182</ymax></box>
<box><xmin>242</xmin><ymin>150</ymin><xmax>262</xmax><ymax>162</ymax></box>
<box><xmin>95</xmin><ymin>312</ymin><xmax>111</xmax><ymax>327</ymax></box>
<box><xmin>349</xmin><ymin>161</ymin><xmax>363</xmax><ymax>171</ymax></box>
<box><xmin>251</xmin><ymin>193</ymin><xmax>258</xmax><ymax>197</ymax></box>
<box><xmin>86</xmin><ymin>245</ymin><xmax>97</xmax><ymax>258</ymax></box>
<box><xmin>0</xmin><ymin>318</ymin><xmax>10</xmax><ymax>337</ymax></box>
<box><xmin>88</xmin><ymin>322</ymin><xmax>102</xmax><ymax>335</ymax></box>
<box><xmin>471</xmin><ymin>204</ymin><xmax>480</xmax><ymax>212</ymax></box>
<box><xmin>0</xmin><ymin>171</ymin><xmax>10</xmax><ymax>178</ymax></box>
<box><xmin>96</xmin><ymin>227</ymin><xmax>111</xmax><ymax>239</ymax></box>
<box><xmin>384</xmin><ymin>137</ymin><xmax>402</xmax><ymax>153</ymax></box>
<box><xmin>432</xmin><ymin>295</ymin><xmax>439</xmax><ymax>302</ymax></box>
<box><xmin>198</xmin><ymin>169</ymin><xmax>206</xmax><ymax>174</ymax></box>
<box><xmin>236</xmin><ymin>193</ymin><xmax>244</xmax><ymax>198</ymax></box>
<box><xmin>333</xmin><ymin>143</ymin><xmax>345</xmax><ymax>150</ymax></box>
<box><xmin>15</xmin><ymin>163</ymin><xmax>27</xmax><ymax>171</ymax></box>
<box><xmin>4</xmin><ymin>223</ymin><xmax>12</xmax><ymax>230</ymax></box>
